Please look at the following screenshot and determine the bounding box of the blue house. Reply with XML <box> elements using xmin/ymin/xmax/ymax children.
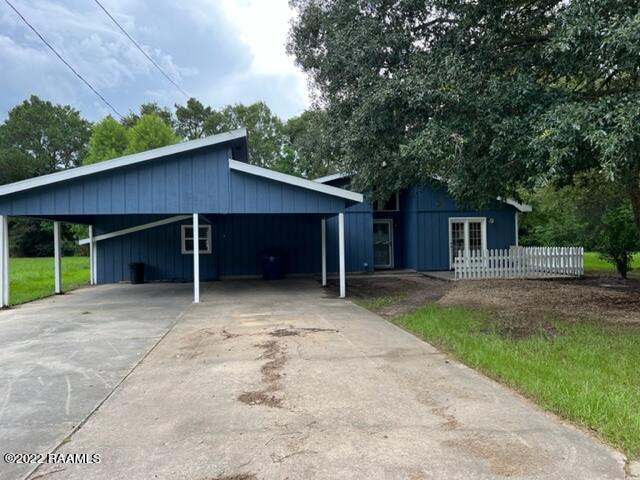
<box><xmin>0</xmin><ymin>128</ymin><xmax>529</xmax><ymax>306</ymax></box>
<box><xmin>319</xmin><ymin>173</ymin><xmax>531</xmax><ymax>274</ymax></box>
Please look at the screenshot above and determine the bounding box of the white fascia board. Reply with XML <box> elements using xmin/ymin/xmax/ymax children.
<box><xmin>78</xmin><ymin>215</ymin><xmax>191</xmax><ymax>245</ymax></box>
<box><xmin>229</xmin><ymin>159</ymin><xmax>363</xmax><ymax>203</ymax></box>
<box><xmin>502</xmin><ymin>198</ymin><xmax>532</xmax><ymax>212</ymax></box>
<box><xmin>313</xmin><ymin>172</ymin><xmax>349</xmax><ymax>184</ymax></box>
<box><xmin>0</xmin><ymin>128</ymin><xmax>247</xmax><ymax>197</ymax></box>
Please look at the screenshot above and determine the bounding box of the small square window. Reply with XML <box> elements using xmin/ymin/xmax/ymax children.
<box><xmin>181</xmin><ymin>224</ymin><xmax>212</xmax><ymax>254</ymax></box>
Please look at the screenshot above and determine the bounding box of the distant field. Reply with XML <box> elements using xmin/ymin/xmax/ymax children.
<box><xmin>584</xmin><ymin>251</ymin><xmax>640</xmax><ymax>275</ymax></box>
<box><xmin>8</xmin><ymin>256</ymin><xmax>90</xmax><ymax>305</ymax></box>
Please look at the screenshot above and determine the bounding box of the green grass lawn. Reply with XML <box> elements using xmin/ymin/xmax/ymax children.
<box><xmin>8</xmin><ymin>256</ymin><xmax>90</xmax><ymax>305</ymax></box>
<box><xmin>584</xmin><ymin>251</ymin><xmax>640</xmax><ymax>274</ymax></box>
<box><xmin>395</xmin><ymin>305</ymin><xmax>640</xmax><ymax>459</ymax></box>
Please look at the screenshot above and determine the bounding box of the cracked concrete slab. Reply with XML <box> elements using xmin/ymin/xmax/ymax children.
<box><xmin>30</xmin><ymin>279</ymin><xmax>626</xmax><ymax>480</ymax></box>
<box><xmin>0</xmin><ymin>283</ymin><xmax>192</xmax><ymax>480</ymax></box>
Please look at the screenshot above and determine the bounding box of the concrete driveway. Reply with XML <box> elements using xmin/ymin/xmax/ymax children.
<box><xmin>25</xmin><ymin>279</ymin><xmax>625</xmax><ymax>479</ymax></box>
<box><xmin>0</xmin><ymin>284</ymin><xmax>192</xmax><ymax>480</ymax></box>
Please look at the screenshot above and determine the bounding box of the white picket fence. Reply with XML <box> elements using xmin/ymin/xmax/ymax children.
<box><xmin>454</xmin><ymin>246</ymin><xmax>584</xmax><ymax>280</ymax></box>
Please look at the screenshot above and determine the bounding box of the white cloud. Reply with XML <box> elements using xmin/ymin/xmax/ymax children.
<box><xmin>0</xmin><ymin>0</ymin><xmax>309</xmax><ymax>121</ymax></box>
<box><xmin>219</xmin><ymin>0</ymin><xmax>310</xmax><ymax>110</ymax></box>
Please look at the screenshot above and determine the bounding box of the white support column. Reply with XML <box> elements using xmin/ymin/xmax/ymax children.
<box><xmin>514</xmin><ymin>212</ymin><xmax>519</xmax><ymax>246</ymax></box>
<box><xmin>193</xmin><ymin>213</ymin><xmax>200</xmax><ymax>304</ymax></box>
<box><xmin>0</xmin><ymin>216</ymin><xmax>9</xmax><ymax>307</ymax></box>
<box><xmin>321</xmin><ymin>217</ymin><xmax>327</xmax><ymax>287</ymax></box>
<box><xmin>53</xmin><ymin>221</ymin><xmax>62</xmax><ymax>294</ymax></box>
<box><xmin>338</xmin><ymin>212</ymin><xmax>346</xmax><ymax>298</ymax></box>
<box><xmin>88</xmin><ymin>225</ymin><xmax>95</xmax><ymax>285</ymax></box>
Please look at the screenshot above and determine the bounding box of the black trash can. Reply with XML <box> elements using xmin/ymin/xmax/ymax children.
<box><xmin>129</xmin><ymin>262</ymin><xmax>145</xmax><ymax>284</ymax></box>
<box><xmin>261</xmin><ymin>251</ymin><xmax>283</xmax><ymax>280</ymax></box>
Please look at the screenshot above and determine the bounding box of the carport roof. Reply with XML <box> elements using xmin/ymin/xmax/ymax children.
<box><xmin>0</xmin><ymin>128</ymin><xmax>248</xmax><ymax>197</ymax></box>
<box><xmin>0</xmin><ymin>128</ymin><xmax>364</xmax><ymax>217</ymax></box>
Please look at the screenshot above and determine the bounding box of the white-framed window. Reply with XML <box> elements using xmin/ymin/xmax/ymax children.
<box><xmin>448</xmin><ymin>217</ymin><xmax>487</xmax><ymax>268</ymax></box>
<box><xmin>372</xmin><ymin>192</ymin><xmax>400</xmax><ymax>211</ymax></box>
<box><xmin>181</xmin><ymin>224</ymin><xmax>212</xmax><ymax>254</ymax></box>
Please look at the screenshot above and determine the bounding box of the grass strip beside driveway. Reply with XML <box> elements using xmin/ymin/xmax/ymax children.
<box><xmin>395</xmin><ymin>304</ymin><xmax>640</xmax><ymax>459</ymax></box>
<box><xmin>9</xmin><ymin>256</ymin><xmax>90</xmax><ymax>305</ymax></box>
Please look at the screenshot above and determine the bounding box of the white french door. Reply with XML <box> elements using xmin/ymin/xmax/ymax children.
<box><xmin>448</xmin><ymin>217</ymin><xmax>487</xmax><ymax>268</ymax></box>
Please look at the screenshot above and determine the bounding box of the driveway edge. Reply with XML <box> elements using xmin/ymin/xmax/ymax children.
<box><xmin>24</xmin><ymin>303</ymin><xmax>193</xmax><ymax>480</ymax></box>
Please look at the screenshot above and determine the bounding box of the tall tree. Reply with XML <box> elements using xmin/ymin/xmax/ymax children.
<box><xmin>283</xmin><ymin>109</ymin><xmax>338</xmax><ymax>178</ymax></box>
<box><xmin>0</xmin><ymin>95</ymin><xmax>91</xmax><ymax>184</ymax></box>
<box><xmin>207</xmin><ymin>102</ymin><xmax>288</xmax><ymax>170</ymax></box>
<box><xmin>125</xmin><ymin>114</ymin><xmax>179</xmax><ymax>154</ymax></box>
<box><xmin>288</xmin><ymin>0</ymin><xmax>640</xmax><ymax>233</ymax></box>
<box><xmin>84</xmin><ymin>115</ymin><xmax>128</xmax><ymax>164</ymax></box>
<box><xmin>175</xmin><ymin>98</ymin><xmax>214</xmax><ymax>140</ymax></box>
<box><xmin>121</xmin><ymin>102</ymin><xmax>175</xmax><ymax>129</ymax></box>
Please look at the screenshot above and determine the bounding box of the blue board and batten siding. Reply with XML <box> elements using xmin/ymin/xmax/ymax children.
<box><xmin>402</xmin><ymin>184</ymin><xmax>517</xmax><ymax>270</ymax></box>
<box><xmin>0</xmin><ymin>140</ymin><xmax>352</xmax><ymax>283</ymax></box>
<box><xmin>0</xmin><ymin>148</ymin><xmax>346</xmax><ymax>216</ymax></box>
<box><xmin>0</xmin><ymin>135</ymin><xmax>520</xmax><ymax>282</ymax></box>
<box><xmin>95</xmin><ymin>214</ymin><xmax>324</xmax><ymax>283</ymax></box>
<box><xmin>328</xmin><ymin>181</ymin><xmax>518</xmax><ymax>272</ymax></box>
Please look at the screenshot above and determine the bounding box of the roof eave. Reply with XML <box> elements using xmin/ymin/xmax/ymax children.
<box><xmin>0</xmin><ymin>128</ymin><xmax>248</xmax><ymax>197</ymax></box>
<box><xmin>230</xmin><ymin>160</ymin><xmax>363</xmax><ymax>203</ymax></box>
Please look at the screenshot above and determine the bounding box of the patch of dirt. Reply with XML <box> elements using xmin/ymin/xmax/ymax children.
<box><xmin>269</xmin><ymin>327</ymin><xmax>339</xmax><ymax>337</ymax></box>
<box><xmin>431</xmin><ymin>406</ymin><xmax>460</xmax><ymax>431</ymax></box>
<box><xmin>238</xmin><ymin>338</ymin><xmax>288</xmax><ymax>408</ymax></box>
<box><xmin>208</xmin><ymin>474</ymin><xmax>257</xmax><ymax>480</ymax></box>
<box><xmin>222</xmin><ymin>329</ymin><xmax>240</xmax><ymax>340</ymax></box>
<box><xmin>440</xmin><ymin>276</ymin><xmax>640</xmax><ymax>325</ymax></box>
<box><xmin>341</xmin><ymin>273</ymin><xmax>640</xmax><ymax>332</ymax></box>
<box><xmin>237</xmin><ymin>391</ymin><xmax>282</xmax><ymax>408</ymax></box>
<box><xmin>444</xmin><ymin>432</ymin><xmax>551</xmax><ymax>477</ymax></box>
<box><xmin>270</xmin><ymin>328</ymin><xmax>300</xmax><ymax>337</ymax></box>
<box><xmin>328</xmin><ymin>275</ymin><xmax>452</xmax><ymax>318</ymax></box>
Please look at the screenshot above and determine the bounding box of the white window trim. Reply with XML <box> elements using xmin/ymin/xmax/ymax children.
<box><xmin>448</xmin><ymin>217</ymin><xmax>487</xmax><ymax>268</ymax></box>
<box><xmin>373</xmin><ymin>192</ymin><xmax>400</xmax><ymax>212</ymax></box>
<box><xmin>181</xmin><ymin>224</ymin><xmax>212</xmax><ymax>255</ymax></box>
<box><xmin>373</xmin><ymin>219</ymin><xmax>394</xmax><ymax>269</ymax></box>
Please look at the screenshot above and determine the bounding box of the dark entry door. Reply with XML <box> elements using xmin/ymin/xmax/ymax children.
<box><xmin>373</xmin><ymin>220</ymin><xmax>393</xmax><ymax>269</ymax></box>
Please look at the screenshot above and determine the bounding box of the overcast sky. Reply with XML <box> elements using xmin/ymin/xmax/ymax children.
<box><xmin>0</xmin><ymin>0</ymin><xmax>311</xmax><ymax>121</ymax></box>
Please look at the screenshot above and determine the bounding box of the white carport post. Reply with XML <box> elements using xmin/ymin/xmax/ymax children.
<box><xmin>338</xmin><ymin>212</ymin><xmax>346</xmax><ymax>298</ymax></box>
<box><xmin>53</xmin><ymin>221</ymin><xmax>62</xmax><ymax>294</ymax></box>
<box><xmin>321</xmin><ymin>217</ymin><xmax>327</xmax><ymax>287</ymax></box>
<box><xmin>88</xmin><ymin>225</ymin><xmax>96</xmax><ymax>285</ymax></box>
<box><xmin>193</xmin><ymin>213</ymin><xmax>200</xmax><ymax>304</ymax></box>
<box><xmin>0</xmin><ymin>215</ymin><xmax>9</xmax><ymax>307</ymax></box>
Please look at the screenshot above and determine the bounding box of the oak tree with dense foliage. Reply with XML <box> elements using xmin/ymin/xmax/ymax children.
<box><xmin>289</xmin><ymin>0</ymin><xmax>640</xmax><ymax>233</ymax></box>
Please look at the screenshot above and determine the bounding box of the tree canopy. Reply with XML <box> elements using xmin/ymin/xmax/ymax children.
<box><xmin>0</xmin><ymin>95</ymin><xmax>91</xmax><ymax>184</ymax></box>
<box><xmin>84</xmin><ymin>116</ymin><xmax>128</xmax><ymax>164</ymax></box>
<box><xmin>288</xmin><ymin>0</ymin><xmax>640</xmax><ymax>231</ymax></box>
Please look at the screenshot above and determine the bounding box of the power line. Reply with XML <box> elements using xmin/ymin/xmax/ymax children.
<box><xmin>4</xmin><ymin>0</ymin><xmax>126</xmax><ymax>120</ymax></box>
<box><xmin>93</xmin><ymin>0</ymin><xmax>190</xmax><ymax>100</ymax></box>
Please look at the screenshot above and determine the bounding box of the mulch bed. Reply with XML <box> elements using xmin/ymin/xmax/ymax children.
<box><xmin>334</xmin><ymin>272</ymin><xmax>640</xmax><ymax>334</ymax></box>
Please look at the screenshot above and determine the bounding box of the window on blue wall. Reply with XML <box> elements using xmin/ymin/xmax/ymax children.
<box><xmin>373</xmin><ymin>192</ymin><xmax>399</xmax><ymax>211</ymax></box>
<box><xmin>181</xmin><ymin>225</ymin><xmax>212</xmax><ymax>254</ymax></box>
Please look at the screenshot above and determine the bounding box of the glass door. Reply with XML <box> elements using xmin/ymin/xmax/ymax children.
<box><xmin>449</xmin><ymin>218</ymin><xmax>486</xmax><ymax>268</ymax></box>
<box><xmin>450</xmin><ymin>221</ymin><xmax>466</xmax><ymax>264</ymax></box>
<box><xmin>373</xmin><ymin>220</ymin><xmax>394</xmax><ymax>269</ymax></box>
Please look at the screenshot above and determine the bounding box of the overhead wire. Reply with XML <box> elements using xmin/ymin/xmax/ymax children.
<box><xmin>4</xmin><ymin>0</ymin><xmax>127</xmax><ymax>119</ymax></box>
<box><xmin>93</xmin><ymin>0</ymin><xmax>190</xmax><ymax>100</ymax></box>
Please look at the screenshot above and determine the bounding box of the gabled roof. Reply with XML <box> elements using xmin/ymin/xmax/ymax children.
<box><xmin>0</xmin><ymin>128</ymin><xmax>248</xmax><ymax>197</ymax></box>
<box><xmin>230</xmin><ymin>160</ymin><xmax>363</xmax><ymax>203</ymax></box>
<box><xmin>313</xmin><ymin>173</ymin><xmax>532</xmax><ymax>212</ymax></box>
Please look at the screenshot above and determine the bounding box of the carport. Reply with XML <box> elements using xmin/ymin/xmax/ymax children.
<box><xmin>0</xmin><ymin>129</ymin><xmax>363</xmax><ymax>306</ymax></box>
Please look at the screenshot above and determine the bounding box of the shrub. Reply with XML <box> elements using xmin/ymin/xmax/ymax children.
<box><xmin>598</xmin><ymin>207</ymin><xmax>639</xmax><ymax>278</ymax></box>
